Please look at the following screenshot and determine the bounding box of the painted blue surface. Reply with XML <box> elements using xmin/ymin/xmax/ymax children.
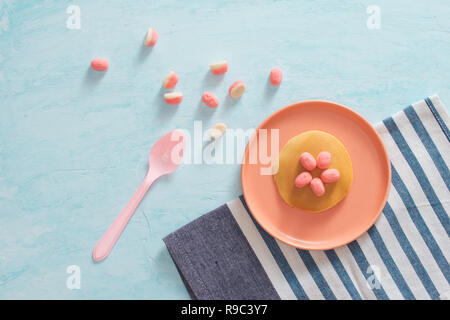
<box><xmin>0</xmin><ymin>0</ymin><xmax>449</xmax><ymax>299</ymax></box>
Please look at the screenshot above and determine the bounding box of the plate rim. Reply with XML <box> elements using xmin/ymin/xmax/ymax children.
<box><xmin>241</xmin><ymin>100</ymin><xmax>391</xmax><ymax>250</ymax></box>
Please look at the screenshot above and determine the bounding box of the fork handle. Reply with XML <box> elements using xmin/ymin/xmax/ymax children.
<box><xmin>93</xmin><ymin>174</ymin><xmax>156</xmax><ymax>262</ymax></box>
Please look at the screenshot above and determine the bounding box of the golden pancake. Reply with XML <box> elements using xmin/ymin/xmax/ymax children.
<box><xmin>274</xmin><ymin>130</ymin><xmax>353</xmax><ymax>212</ymax></box>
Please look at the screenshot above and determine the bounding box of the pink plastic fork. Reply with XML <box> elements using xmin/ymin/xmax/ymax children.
<box><xmin>93</xmin><ymin>130</ymin><xmax>185</xmax><ymax>262</ymax></box>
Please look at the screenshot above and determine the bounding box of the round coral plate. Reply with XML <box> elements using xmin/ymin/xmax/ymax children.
<box><xmin>241</xmin><ymin>100</ymin><xmax>391</xmax><ymax>250</ymax></box>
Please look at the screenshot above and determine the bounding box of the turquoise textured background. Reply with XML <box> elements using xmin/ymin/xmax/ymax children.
<box><xmin>0</xmin><ymin>0</ymin><xmax>449</xmax><ymax>299</ymax></box>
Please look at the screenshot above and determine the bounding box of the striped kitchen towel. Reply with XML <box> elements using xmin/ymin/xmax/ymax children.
<box><xmin>163</xmin><ymin>95</ymin><xmax>450</xmax><ymax>300</ymax></box>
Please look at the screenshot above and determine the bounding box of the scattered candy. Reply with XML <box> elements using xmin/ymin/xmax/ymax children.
<box><xmin>295</xmin><ymin>171</ymin><xmax>312</xmax><ymax>188</ymax></box>
<box><xmin>144</xmin><ymin>28</ymin><xmax>158</xmax><ymax>46</ymax></box>
<box><xmin>91</xmin><ymin>58</ymin><xmax>109</xmax><ymax>71</ymax></box>
<box><xmin>317</xmin><ymin>151</ymin><xmax>331</xmax><ymax>169</ymax></box>
<box><xmin>210</xmin><ymin>61</ymin><xmax>228</xmax><ymax>75</ymax></box>
<box><xmin>270</xmin><ymin>68</ymin><xmax>282</xmax><ymax>86</ymax></box>
<box><xmin>164</xmin><ymin>92</ymin><xmax>183</xmax><ymax>104</ymax></box>
<box><xmin>202</xmin><ymin>91</ymin><xmax>219</xmax><ymax>108</ymax></box>
<box><xmin>321</xmin><ymin>168</ymin><xmax>340</xmax><ymax>183</ymax></box>
<box><xmin>162</xmin><ymin>71</ymin><xmax>179</xmax><ymax>89</ymax></box>
<box><xmin>310</xmin><ymin>178</ymin><xmax>325</xmax><ymax>197</ymax></box>
<box><xmin>229</xmin><ymin>81</ymin><xmax>246</xmax><ymax>98</ymax></box>
<box><xmin>300</xmin><ymin>152</ymin><xmax>316</xmax><ymax>171</ymax></box>
<box><xmin>210</xmin><ymin>122</ymin><xmax>227</xmax><ymax>139</ymax></box>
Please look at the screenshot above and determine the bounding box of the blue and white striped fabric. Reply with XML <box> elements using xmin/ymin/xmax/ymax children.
<box><xmin>164</xmin><ymin>95</ymin><xmax>449</xmax><ymax>300</ymax></box>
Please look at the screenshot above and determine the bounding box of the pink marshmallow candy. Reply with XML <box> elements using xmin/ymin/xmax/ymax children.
<box><xmin>229</xmin><ymin>81</ymin><xmax>246</xmax><ymax>98</ymax></box>
<box><xmin>270</xmin><ymin>68</ymin><xmax>283</xmax><ymax>86</ymax></box>
<box><xmin>321</xmin><ymin>168</ymin><xmax>340</xmax><ymax>183</ymax></box>
<box><xmin>164</xmin><ymin>92</ymin><xmax>183</xmax><ymax>105</ymax></box>
<box><xmin>210</xmin><ymin>61</ymin><xmax>228</xmax><ymax>75</ymax></box>
<box><xmin>91</xmin><ymin>58</ymin><xmax>109</xmax><ymax>71</ymax></box>
<box><xmin>162</xmin><ymin>71</ymin><xmax>178</xmax><ymax>89</ymax></box>
<box><xmin>300</xmin><ymin>152</ymin><xmax>316</xmax><ymax>171</ymax></box>
<box><xmin>144</xmin><ymin>28</ymin><xmax>158</xmax><ymax>46</ymax></box>
<box><xmin>310</xmin><ymin>178</ymin><xmax>325</xmax><ymax>197</ymax></box>
<box><xmin>202</xmin><ymin>91</ymin><xmax>219</xmax><ymax>108</ymax></box>
<box><xmin>294</xmin><ymin>171</ymin><xmax>312</xmax><ymax>188</ymax></box>
<box><xmin>317</xmin><ymin>151</ymin><xmax>331</xmax><ymax>169</ymax></box>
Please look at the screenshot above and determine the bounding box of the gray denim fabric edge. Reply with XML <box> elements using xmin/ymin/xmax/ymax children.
<box><xmin>163</xmin><ymin>204</ymin><xmax>280</xmax><ymax>300</ymax></box>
